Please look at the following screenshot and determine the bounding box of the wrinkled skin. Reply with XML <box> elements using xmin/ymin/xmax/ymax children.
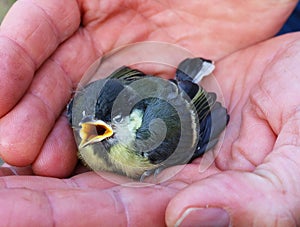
<box><xmin>0</xmin><ymin>0</ymin><xmax>300</xmax><ymax>226</ymax></box>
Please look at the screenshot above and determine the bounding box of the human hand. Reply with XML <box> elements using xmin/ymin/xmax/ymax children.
<box><xmin>0</xmin><ymin>0</ymin><xmax>296</xmax><ymax>177</ymax></box>
<box><xmin>0</xmin><ymin>0</ymin><xmax>299</xmax><ymax>226</ymax></box>
<box><xmin>165</xmin><ymin>32</ymin><xmax>300</xmax><ymax>226</ymax></box>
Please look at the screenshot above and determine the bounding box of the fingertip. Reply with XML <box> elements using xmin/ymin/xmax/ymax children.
<box><xmin>165</xmin><ymin>175</ymin><xmax>232</xmax><ymax>227</ymax></box>
<box><xmin>0</xmin><ymin>94</ymin><xmax>55</xmax><ymax>166</ymax></box>
<box><xmin>1</xmin><ymin>0</ymin><xmax>81</xmax><ymax>65</ymax></box>
<box><xmin>0</xmin><ymin>0</ymin><xmax>81</xmax><ymax>116</ymax></box>
<box><xmin>32</xmin><ymin>115</ymin><xmax>78</xmax><ymax>178</ymax></box>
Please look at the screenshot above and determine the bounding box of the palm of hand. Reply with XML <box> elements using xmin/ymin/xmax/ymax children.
<box><xmin>166</xmin><ymin>34</ymin><xmax>300</xmax><ymax>226</ymax></box>
<box><xmin>0</xmin><ymin>0</ymin><xmax>299</xmax><ymax>226</ymax></box>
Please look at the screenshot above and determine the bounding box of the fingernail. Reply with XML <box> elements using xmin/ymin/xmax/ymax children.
<box><xmin>175</xmin><ymin>207</ymin><xmax>230</xmax><ymax>227</ymax></box>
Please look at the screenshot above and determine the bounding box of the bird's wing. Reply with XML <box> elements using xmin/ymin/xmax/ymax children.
<box><xmin>189</xmin><ymin>85</ymin><xmax>229</xmax><ymax>159</ymax></box>
<box><xmin>191</xmin><ymin>99</ymin><xmax>229</xmax><ymax>159</ymax></box>
<box><xmin>175</xmin><ymin>74</ymin><xmax>216</xmax><ymax>123</ymax></box>
<box><xmin>191</xmin><ymin>88</ymin><xmax>216</xmax><ymax>122</ymax></box>
<box><xmin>174</xmin><ymin>57</ymin><xmax>217</xmax><ymax>120</ymax></box>
<box><xmin>107</xmin><ymin>66</ymin><xmax>147</xmax><ymax>84</ymax></box>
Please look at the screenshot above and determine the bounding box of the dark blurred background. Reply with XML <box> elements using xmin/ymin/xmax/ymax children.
<box><xmin>278</xmin><ymin>3</ymin><xmax>300</xmax><ymax>35</ymax></box>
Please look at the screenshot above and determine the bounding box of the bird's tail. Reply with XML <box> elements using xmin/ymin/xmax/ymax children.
<box><xmin>175</xmin><ymin>58</ymin><xmax>215</xmax><ymax>83</ymax></box>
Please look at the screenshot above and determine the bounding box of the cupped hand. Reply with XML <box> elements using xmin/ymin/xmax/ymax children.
<box><xmin>166</xmin><ymin>32</ymin><xmax>300</xmax><ymax>226</ymax></box>
<box><xmin>0</xmin><ymin>0</ymin><xmax>295</xmax><ymax>176</ymax></box>
<box><xmin>0</xmin><ymin>0</ymin><xmax>300</xmax><ymax>226</ymax></box>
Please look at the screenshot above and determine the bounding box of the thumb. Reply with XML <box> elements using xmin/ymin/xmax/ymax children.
<box><xmin>165</xmin><ymin>171</ymin><xmax>298</xmax><ymax>226</ymax></box>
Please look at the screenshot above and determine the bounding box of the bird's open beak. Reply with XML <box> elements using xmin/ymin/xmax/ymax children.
<box><xmin>79</xmin><ymin>120</ymin><xmax>113</xmax><ymax>148</ymax></box>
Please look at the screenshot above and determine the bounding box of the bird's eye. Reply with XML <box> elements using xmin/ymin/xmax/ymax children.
<box><xmin>113</xmin><ymin>115</ymin><xmax>123</xmax><ymax>123</ymax></box>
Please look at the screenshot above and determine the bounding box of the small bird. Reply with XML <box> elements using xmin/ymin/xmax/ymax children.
<box><xmin>67</xmin><ymin>58</ymin><xmax>229</xmax><ymax>180</ymax></box>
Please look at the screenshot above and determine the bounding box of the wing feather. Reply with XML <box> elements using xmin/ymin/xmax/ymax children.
<box><xmin>108</xmin><ymin>66</ymin><xmax>147</xmax><ymax>84</ymax></box>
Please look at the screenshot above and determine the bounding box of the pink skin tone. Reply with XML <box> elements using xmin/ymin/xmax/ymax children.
<box><xmin>0</xmin><ymin>0</ymin><xmax>300</xmax><ymax>226</ymax></box>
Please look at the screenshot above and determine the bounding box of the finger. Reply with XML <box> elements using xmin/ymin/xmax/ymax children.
<box><xmin>0</xmin><ymin>30</ymin><xmax>99</xmax><ymax>166</ymax></box>
<box><xmin>31</xmin><ymin>115</ymin><xmax>78</xmax><ymax>178</ymax></box>
<box><xmin>166</xmin><ymin>171</ymin><xmax>298</xmax><ymax>226</ymax></box>
<box><xmin>0</xmin><ymin>59</ymin><xmax>72</xmax><ymax>165</ymax></box>
<box><xmin>0</xmin><ymin>172</ymin><xmax>117</xmax><ymax>190</ymax></box>
<box><xmin>0</xmin><ymin>177</ymin><xmax>178</xmax><ymax>226</ymax></box>
<box><xmin>0</xmin><ymin>0</ymin><xmax>80</xmax><ymax>117</ymax></box>
<box><xmin>48</xmin><ymin>185</ymin><xmax>177</xmax><ymax>226</ymax></box>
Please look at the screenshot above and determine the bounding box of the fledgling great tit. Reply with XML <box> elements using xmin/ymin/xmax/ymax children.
<box><xmin>67</xmin><ymin>58</ymin><xmax>229</xmax><ymax>180</ymax></box>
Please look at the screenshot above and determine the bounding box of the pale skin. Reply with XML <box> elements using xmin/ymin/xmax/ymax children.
<box><xmin>0</xmin><ymin>0</ymin><xmax>300</xmax><ymax>226</ymax></box>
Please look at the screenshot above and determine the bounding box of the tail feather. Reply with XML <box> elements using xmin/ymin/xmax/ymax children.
<box><xmin>176</xmin><ymin>58</ymin><xmax>215</xmax><ymax>83</ymax></box>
